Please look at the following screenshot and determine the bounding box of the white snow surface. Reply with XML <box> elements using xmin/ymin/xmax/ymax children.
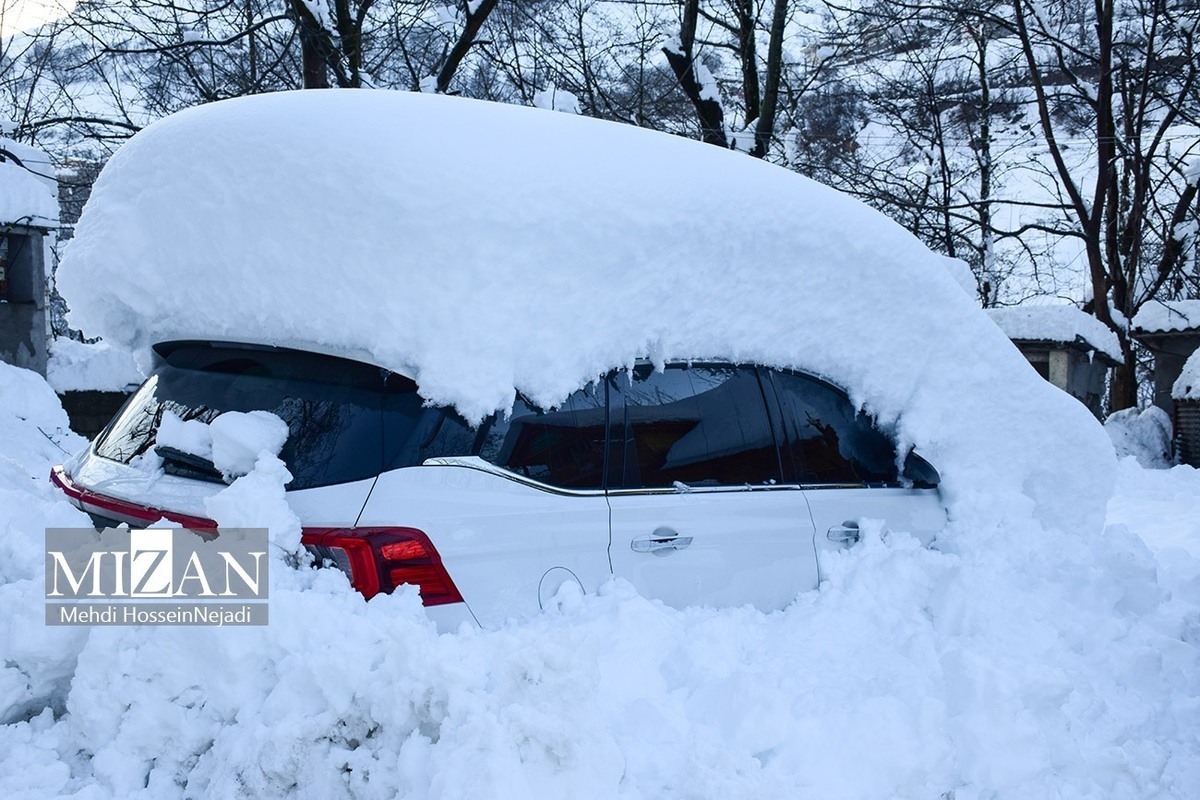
<box><xmin>156</xmin><ymin>409</ymin><xmax>289</xmax><ymax>480</ymax></box>
<box><xmin>155</xmin><ymin>409</ymin><xmax>213</xmax><ymax>459</ymax></box>
<box><xmin>1174</xmin><ymin>349</ymin><xmax>1200</xmax><ymax>401</ymax></box>
<box><xmin>0</xmin><ymin>145</ymin><xmax>56</xmax><ymax>221</ymax></box>
<box><xmin>209</xmin><ymin>410</ymin><xmax>290</xmax><ymax>479</ymax></box>
<box><xmin>1105</xmin><ymin>405</ymin><xmax>1174</xmax><ymax>468</ymax></box>
<box><xmin>532</xmin><ymin>86</ymin><xmax>581</xmax><ymax>114</ymax></box>
<box><xmin>939</xmin><ymin>255</ymin><xmax>977</xmax><ymax>298</ymax></box>
<box><xmin>0</xmin><ymin>367</ymin><xmax>1198</xmax><ymax>798</ymax></box>
<box><xmin>986</xmin><ymin>305</ymin><xmax>1123</xmax><ymax>362</ymax></box>
<box><xmin>57</xmin><ymin>89</ymin><xmax>1115</xmax><ymax>535</ymax></box>
<box><xmin>46</xmin><ymin>337</ymin><xmax>143</xmax><ymax>393</ymax></box>
<box><xmin>1132</xmin><ymin>299</ymin><xmax>1200</xmax><ymax>334</ymax></box>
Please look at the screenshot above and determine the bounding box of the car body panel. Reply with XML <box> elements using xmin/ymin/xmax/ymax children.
<box><xmin>607</xmin><ymin>487</ymin><xmax>818</xmax><ymax>611</ymax></box>
<box><xmin>356</xmin><ymin>462</ymin><xmax>612</xmax><ymax>628</ymax></box>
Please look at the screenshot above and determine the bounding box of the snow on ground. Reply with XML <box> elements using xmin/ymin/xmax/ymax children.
<box><xmin>0</xmin><ymin>365</ymin><xmax>1198</xmax><ymax>799</ymax></box>
<box><xmin>45</xmin><ymin>338</ymin><xmax>143</xmax><ymax>393</ymax></box>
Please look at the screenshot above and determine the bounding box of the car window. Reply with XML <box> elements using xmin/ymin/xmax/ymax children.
<box><xmin>474</xmin><ymin>382</ymin><xmax>610</xmax><ymax>489</ymax></box>
<box><xmin>766</xmin><ymin>369</ymin><xmax>898</xmax><ymax>485</ymax></box>
<box><xmin>383</xmin><ymin>375</ymin><xmax>475</xmax><ymax>470</ymax></box>
<box><xmin>96</xmin><ymin>344</ymin><xmax>460</xmax><ymax>490</ymax></box>
<box><xmin>609</xmin><ymin>364</ymin><xmax>781</xmax><ymax>489</ymax></box>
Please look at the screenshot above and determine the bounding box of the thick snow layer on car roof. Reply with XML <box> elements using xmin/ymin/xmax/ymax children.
<box><xmin>57</xmin><ymin>89</ymin><xmax>1114</xmax><ymax>533</ymax></box>
<box><xmin>986</xmin><ymin>305</ymin><xmax>1122</xmax><ymax>362</ymax></box>
<box><xmin>1132</xmin><ymin>299</ymin><xmax>1200</xmax><ymax>334</ymax></box>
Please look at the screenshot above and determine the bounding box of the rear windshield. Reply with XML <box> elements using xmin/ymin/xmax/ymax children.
<box><xmin>94</xmin><ymin>343</ymin><xmax>473</xmax><ymax>490</ymax></box>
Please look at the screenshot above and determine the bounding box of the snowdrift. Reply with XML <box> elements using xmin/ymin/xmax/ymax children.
<box><xmin>58</xmin><ymin>89</ymin><xmax>1114</xmax><ymax>532</ymax></box>
<box><xmin>2</xmin><ymin>365</ymin><xmax>1199</xmax><ymax>798</ymax></box>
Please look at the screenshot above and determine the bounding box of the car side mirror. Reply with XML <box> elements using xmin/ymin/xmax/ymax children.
<box><xmin>902</xmin><ymin>450</ymin><xmax>940</xmax><ymax>489</ymax></box>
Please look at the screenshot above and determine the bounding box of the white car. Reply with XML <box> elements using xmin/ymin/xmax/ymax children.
<box><xmin>52</xmin><ymin>339</ymin><xmax>944</xmax><ymax>629</ymax></box>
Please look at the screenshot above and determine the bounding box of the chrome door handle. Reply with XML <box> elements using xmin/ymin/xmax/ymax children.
<box><xmin>631</xmin><ymin>527</ymin><xmax>693</xmax><ymax>553</ymax></box>
<box><xmin>827</xmin><ymin>521</ymin><xmax>860</xmax><ymax>545</ymax></box>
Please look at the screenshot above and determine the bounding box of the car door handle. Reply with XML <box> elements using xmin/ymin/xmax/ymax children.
<box><xmin>827</xmin><ymin>521</ymin><xmax>860</xmax><ymax>545</ymax></box>
<box><xmin>631</xmin><ymin>527</ymin><xmax>693</xmax><ymax>553</ymax></box>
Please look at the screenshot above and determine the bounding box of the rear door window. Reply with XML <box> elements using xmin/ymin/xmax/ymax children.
<box><xmin>475</xmin><ymin>383</ymin><xmax>610</xmax><ymax>489</ymax></box>
<box><xmin>764</xmin><ymin>369</ymin><xmax>899</xmax><ymax>485</ymax></box>
<box><xmin>609</xmin><ymin>364</ymin><xmax>781</xmax><ymax>489</ymax></box>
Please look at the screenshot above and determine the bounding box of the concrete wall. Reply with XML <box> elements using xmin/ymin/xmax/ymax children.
<box><xmin>1137</xmin><ymin>331</ymin><xmax>1200</xmax><ymax>414</ymax></box>
<box><xmin>0</xmin><ymin>227</ymin><xmax>49</xmax><ymax>376</ymax></box>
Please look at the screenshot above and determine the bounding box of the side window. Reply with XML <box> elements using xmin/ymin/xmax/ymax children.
<box><xmin>610</xmin><ymin>364</ymin><xmax>780</xmax><ymax>489</ymax></box>
<box><xmin>383</xmin><ymin>390</ymin><xmax>475</xmax><ymax>471</ymax></box>
<box><xmin>475</xmin><ymin>382</ymin><xmax>609</xmax><ymax>489</ymax></box>
<box><xmin>767</xmin><ymin>369</ymin><xmax>898</xmax><ymax>485</ymax></box>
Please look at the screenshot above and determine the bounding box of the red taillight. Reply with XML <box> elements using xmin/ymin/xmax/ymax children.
<box><xmin>301</xmin><ymin>527</ymin><xmax>464</xmax><ymax>606</ymax></box>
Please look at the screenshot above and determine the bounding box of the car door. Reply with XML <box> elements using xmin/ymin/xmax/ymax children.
<box><xmin>761</xmin><ymin>368</ymin><xmax>946</xmax><ymax>582</ymax></box>
<box><xmin>356</xmin><ymin>381</ymin><xmax>615</xmax><ymax>627</ymax></box>
<box><xmin>605</xmin><ymin>363</ymin><xmax>819</xmax><ymax>611</ymax></box>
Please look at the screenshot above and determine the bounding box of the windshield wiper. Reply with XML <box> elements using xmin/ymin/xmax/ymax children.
<box><xmin>154</xmin><ymin>445</ymin><xmax>227</xmax><ymax>484</ymax></box>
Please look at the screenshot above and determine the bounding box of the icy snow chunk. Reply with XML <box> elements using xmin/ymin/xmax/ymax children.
<box><xmin>1186</xmin><ymin>156</ymin><xmax>1200</xmax><ymax>187</ymax></box>
<box><xmin>1174</xmin><ymin>349</ymin><xmax>1200</xmax><ymax>401</ymax></box>
<box><xmin>209</xmin><ymin>411</ymin><xmax>289</xmax><ymax>480</ymax></box>
<box><xmin>154</xmin><ymin>409</ymin><xmax>288</xmax><ymax>480</ymax></box>
<box><xmin>1104</xmin><ymin>406</ymin><xmax>1173</xmax><ymax>468</ymax></box>
<box><xmin>986</xmin><ymin>305</ymin><xmax>1122</xmax><ymax>362</ymax></box>
<box><xmin>532</xmin><ymin>86</ymin><xmax>580</xmax><ymax>114</ymax></box>
<box><xmin>58</xmin><ymin>90</ymin><xmax>1115</xmax><ymax>534</ymax></box>
<box><xmin>155</xmin><ymin>410</ymin><xmax>214</xmax><ymax>460</ymax></box>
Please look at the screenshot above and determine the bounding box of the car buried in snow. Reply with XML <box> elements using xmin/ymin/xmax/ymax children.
<box><xmin>51</xmin><ymin>340</ymin><xmax>944</xmax><ymax>630</ymax></box>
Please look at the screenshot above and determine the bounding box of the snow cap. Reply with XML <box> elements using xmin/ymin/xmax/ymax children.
<box><xmin>57</xmin><ymin>89</ymin><xmax>1115</xmax><ymax>534</ymax></box>
<box><xmin>986</xmin><ymin>305</ymin><xmax>1122</xmax><ymax>363</ymax></box>
<box><xmin>1174</xmin><ymin>350</ymin><xmax>1200</xmax><ymax>401</ymax></box>
<box><xmin>1132</xmin><ymin>299</ymin><xmax>1200</xmax><ymax>335</ymax></box>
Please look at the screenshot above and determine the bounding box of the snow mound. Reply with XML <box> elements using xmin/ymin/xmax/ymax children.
<box><xmin>0</xmin><ymin>361</ymin><xmax>87</xmax><ymax>478</ymax></box>
<box><xmin>1132</xmin><ymin>299</ymin><xmax>1200</xmax><ymax>334</ymax></box>
<box><xmin>1174</xmin><ymin>349</ymin><xmax>1200</xmax><ymax>401</ymax></box>
<box><xmin>1105</xmin><ymin>405</ymin><xmax>1174</xmax><ymax>468</ymax></box>
<box><xmin>0</xmin><ymin>364</ymin><xmax>91</xmax><ymax>728</ymax></box>
<box><xmin>46</xmin><ymin>337</ymin><xmax>143</xmax><ymax>393</ymax></box>
<box><xmin>987</xmin><ymin>305</ymin><xmax>1122</xmax><ymax>363</ymax></box>
<box><xmin>58</xmin><ymin>89</ymin><xmax>1114</xmax><ymax>534</ymax></box>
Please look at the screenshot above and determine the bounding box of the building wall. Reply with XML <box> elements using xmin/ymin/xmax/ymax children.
<box><xmin>0</xmin><ymin>227</ymin><xmax>49</xmax><ymax>375</ymax></box>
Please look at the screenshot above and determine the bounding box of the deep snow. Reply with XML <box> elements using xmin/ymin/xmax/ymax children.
<box><xmin>57</xmin><ymin>89</ymin><xmax>1114</xmax><ymax>537</ymax></box>
<box><xmin>0</xmin><ymin>364</ymin><xmax>1198</xmax><ymax>799</ymax></box>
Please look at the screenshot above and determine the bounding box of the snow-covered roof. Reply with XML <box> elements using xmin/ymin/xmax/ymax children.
<box><xmin>1174</xmin><ymin>349</ymin><xmax>1200</xmax><ymax>401</ymax></box>
<box><xmin>986</xmin><ymin>305</ymin><xmax>1123</xmax><ymax>363</ymax></box>
<box><xmin>1131</xmin><ymin>299</ymin><xmax>1200</xmax><ymax>335</ymax></box>
<box><xmin>57</xmin><ymin>89</ymin><xmax>1115</xmax><ymax>534</ymax></box>
<box><xmin>0</xmin><ymin>135</ymin><xmax>58</xmax><ymax>226</ymax></box>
